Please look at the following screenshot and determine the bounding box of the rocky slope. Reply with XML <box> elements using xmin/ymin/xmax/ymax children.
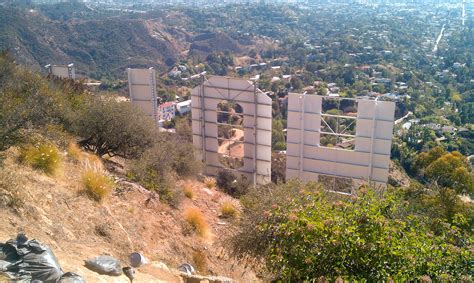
<box><xmin>0</xmin><ymin>148</ymin><xmax>258</xmax><ymax>282</ymax></box>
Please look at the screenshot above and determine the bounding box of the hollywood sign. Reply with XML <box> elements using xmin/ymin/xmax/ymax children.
<box><xmin>286</xmin><ymin>93</ymin><xmax>395</xmax><ymax>193</ymax></box>
<box><xmin>127</xmin><ymin>68</ymin><xmax>158</xmax><ymax>126</ymax></box>
<box><xmin>191</xmin><ymin>76</ymin><xmax>273</xmax><ymax>186</ymax></box>
<box><xmin>127</xmin><ymin>71</ymin><xmax>395</xmax><ymax>191</ymax></box>
<box><xmin>190</xmin><ymin>76</ymin><xmax>395</xmax><ymax>189</ymax></box>
<box><xmin>45</xmin><ymin>64</ymin><xmax>75</xmax><ymax>79</ymax></box>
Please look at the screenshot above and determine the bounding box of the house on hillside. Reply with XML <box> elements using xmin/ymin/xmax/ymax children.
<box><xmin>158</xmin><ymin>101</ymin><xmax>176</xmax><ymax>122</ymax></box>
<box><xmin>176</xmin><ymin>100</ymin><xmax>192</xmax><ymax>115</ymax></box>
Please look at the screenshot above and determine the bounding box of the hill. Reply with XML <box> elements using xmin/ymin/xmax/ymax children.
<box><xmin>0</xmin><ymin>147</ymin><xmax>257</xmax><ymax>282</ymax></box>
<box><xmin>189</xmin><ymin>32</ymin><xmax>243</xmax><ymax>58</ymax></box>
<box><xmin>0</xmin><ymin>55</ymin><xmax>258</xmax><ymax>281</ymax></box>
<box><xmin>0</xmin><ymin>6</ymin><xmax>180</xmax><ymax>78</ymax></box>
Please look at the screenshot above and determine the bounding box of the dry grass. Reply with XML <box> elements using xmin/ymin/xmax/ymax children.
<box><xmin>220</xmin><ymin>201</ymin><xmax>238</xmax><ymax>218</ymax></box>
<box><xmin>68</xmin><ymin>143</ymin><xmax>104</xmax><ymax>172</ymax></box>
<box><xmin>184</xmin><ymin>183</ymin><xmax>195</xmax><ymax>199</ymax></box>
<box><xmin>203</xmin><ymin>177</ymin><xmax>216</xmax><ymax>189</ymax></box>
<box><xmin>192</xmin><ymin>250</ymin><xmax>208</xmax><ymax>273</ymax></box>
<box><xmin>0</xmin><ymin>168</ymin><xmax>25</xmax><ymax>213</ymax></box>
<box><xmin>184</xmin><ymin>207</ymin><xmax>209</xmax><ymax>237</ymax></box>
<box><xmin>82</xmin><ymin>170</ymin><xmax>114</xmax><ymax>202</ymax></box>
<box><xmin>20</xmin><ymin>143</ymin><xmax>61</xmax><ymax>175</ymax></box>
<box><xmin>67</xmin><ymin>142</ymin><xmax>83</xmax><ymax>161</ymax></box>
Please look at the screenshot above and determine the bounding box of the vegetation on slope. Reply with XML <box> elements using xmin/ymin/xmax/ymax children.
<box><xmin>233</xmin><ymin>181</ymin><xmax>473</xmax><ymax>281</ymax></box>
<box><xmin>0</xmin><ymin>52</ymin><xmax>200</xmax><ymax>207</ymax></box>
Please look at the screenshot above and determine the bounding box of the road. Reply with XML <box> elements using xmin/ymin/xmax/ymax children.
<box><xmin>394</xmin><ymin>111</ymin><xmax>413</xmax><ymax>125</ymax></box>
<box><xmin>433</xmin><ymin>24</ymin><xmax>446</xmax><ymax>53</ymax></box>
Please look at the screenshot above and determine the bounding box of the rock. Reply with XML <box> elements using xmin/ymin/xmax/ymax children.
<box><xmin>150</xmin><ymin>261</ymin><xmax>170</xmax><ymax>271</ymax></box>
<box><xmin>179</xmin><ymin>273</ymin><xmax>235</xmax><ymax>283</ymax></box>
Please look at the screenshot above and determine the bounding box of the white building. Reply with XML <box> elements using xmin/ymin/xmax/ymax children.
<box><xmin>176</xmin><ymin>100</ymin><xmax>192</xmax><ymax>115</ymax></box>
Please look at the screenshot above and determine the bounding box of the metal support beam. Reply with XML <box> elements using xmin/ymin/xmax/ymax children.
<box><xmin>149</xmin><ymin>67</ymin><xmax>158</xmax><ymax>127</ymax></box>
<box><xmin>200</xmin><ymin>74</ymin><xmax>207</xmax><ymax>173</ymax></box>
<box><xmin>367</xmin><ymin>98</ymin><xmax>378</xmax><ymax>182</ymax></box>
<box><xmin>253</xmin><ymin>82</ymin><xmax>258</xmax><ymax>186</ymax></box>
<box><xmin>298</xmin><ymin>92</ymin><xmax>306</xmax><ymax>178</ymax></box>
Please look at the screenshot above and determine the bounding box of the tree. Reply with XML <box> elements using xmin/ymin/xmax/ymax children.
<box><xmin>290</xmin><ymin>76</ymin><xmax>303</xmax><ymax>91</ymax></box>
<box><xmin>73</xmin><ymin>98</ymin><xmax>157</xmax><ymax>158</ymax></box>
<box><xmin>414</xmin><ymin>147</ymin><xmax>473</xmax><ymax>196</ymax></box>
<box><xmin>272</xmin><ymin>119</ymin><xmax>286</xmax><ymax>151</ymax></box>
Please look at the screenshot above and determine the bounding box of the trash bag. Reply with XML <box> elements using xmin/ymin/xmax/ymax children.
<box><xmin>58</xmin><ymin>272</ymin><xmax>86</xmax><ymax>283</ymax></box>
<box><xmin>177</xmin><ymin>263</ymin><xmax>195</xmax><ymax>275</ymax></box>
<box><xmin>122</xmin><ymin>266</ymin><xmax>134</xmax><ymax>282</ymax></box>
<box><xmin>84</xmin><ymin>255</ymin><xmax>122</xmax><ymax>276</ymax></box>
<box><xmin>0</xmin><ymin>233</ymin><xmax>64</xmax><ymax>282</ymax></box>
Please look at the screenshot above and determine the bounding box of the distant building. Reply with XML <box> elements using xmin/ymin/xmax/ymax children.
<box><xmin>158</xmin><ymin>101</ymin><xmax>176</xmax><ymax>121</ymax></box>
<box><xmin>169</xmin><ymin>68</ymin><xmax>182</xmax><ymax>78</ymax></box>
<box><xmin>441</xmin><ymin>125</ymin><xmax>456</xmax><ymax>134</ymax></box>
<box><xmin>176</xmin><ymin>100</ymin><xmax>192</xmax><ymax>115</ymax></box>
<box><xmin>425</xmin><ymin>123</ymin><xmax>441</xmax><ymax>131</ymax></box>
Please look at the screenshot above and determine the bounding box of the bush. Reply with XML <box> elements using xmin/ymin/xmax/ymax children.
<box><xmin>82</xmin><ymin>170</ymin><xmax>114</xmax><ymax>202</ymax></box>
<box><xmin>0</xmin><ymin>52</ymin><xmax>87</xmax><ymax>151</ymax></box>
<box><xmin>129</xmin><ymin>133</ymin><xmax>201</xmax><ymax>207</ymax></box>
<box><xmin>67</xmin><ymin>142</ymin><xmax>83</xmax><ymax>161</ymax></box>
<box><xmin>271</xmin><ymin>152</ymin><xmax>286</xmax><ymax>183</ymax></box>
<box><xmin>233</xmin><ymin>181</ymin><xmax>472</xmax><ymax>281</ymax></box>
<box><xmin>184</xmin><ymin>207</ymin><xmax>209</xmax><ymax>237</ymax></box>
<box><xmin>220</xmin><ymin>201</ymin><xmax>238</xmax><ymax>218</ymax></box>
<box><xmin>72</xmin><ymin>97</ymin><xmax>157</xmax><ymax>158</ymax></box>
<box><xmin>184</xmin><ymin>184</ymin><xmax>195</xmax><ymax>200</ymax></box>
<box><xmin>68</xmin><ymin>142</ymin><xmax>104</xmax><ymax>172</ymax></box>
<box><xmin>0</xmin><ymin>167</ymin><xmax>25</xmax><ymax>213</ymax></box>
<box><xmin>203</xmin><ymin>176</ymin><xmax>216</xmax><ymax>189</ymax></box>
<box><xmin>216</xmin><ymin>171</ymin><xmax>250</xmax><ymax>197</ymax></box>
<box><xmin>20</xmin><ymin>143</ymin><xmax>61</xmax><ymax>175</ymax></box>
<box><xmin>192</xmin><ymin>250</ymin><xmax>208</xmax><ymax>273</ymax></box>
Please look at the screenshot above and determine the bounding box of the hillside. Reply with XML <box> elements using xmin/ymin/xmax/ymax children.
<box><xmin>0</xmin><ymin>4</ymin><xmax>261</xmax><ymax>79</ymax></box>
<box><xmin>0</xmin><ymin>7</ymin><xmax>181</xmax><ymax>78</ymax></box>
<box><xmin>0</xmin><ymin>148</ymin><xmax>257</xmax><ymax>282</ymax></box>
<box><xmin>189</xmin><ymin>32</ymin><xmax>243</xmax><ymax>58</ymax></box>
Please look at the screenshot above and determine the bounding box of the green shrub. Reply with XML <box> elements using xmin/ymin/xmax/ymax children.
<box><xmin>203</xmin><ymin>176</ymin><xmax>216</xmax><ymax>189</ymax></box>
<box><xmin>271</xmin><ymin>152</ymin><xmax>286</xmax><ymax>184</ymax></box>
<box><xmin>130</xmin><ymin>166</ymin><xmax>183</xmax><ymax>208</ymax></box>
<box><xmin>216</xmin><ymin>171</ymin><xmax>250</xmax><ymax>197</ymax></box>
<box><xmin>129</xmin><ymin>132</ymin><xmax>201</xmax><ymax>207</ymax></box>
<box><xmin>0</xmin><ymin>51</ymin><xmax>87</xmax><ymax>151</ymax></box>
<box><xmin>82</xmin><ymin>170</ymin><xmax>114</xmax><ymax>202</ymax></box>
<box><xmin>220</xmin><ymin>201</ymin><xmax>238</xmax><ymax>218</ymax></box>
<box><xmin>233</xmin><ymin>181</ymin><xmax>472</xmax><ymax>281</ymax></box>
<box><xmin>20</xmin><ymin>143</ymin><xmax>61</xmax><ymax>175</ymax></box>
<box><xmin>414</xmin><ymin>147</ymin><xmax>473</xmax><ymax>196</ymax></box>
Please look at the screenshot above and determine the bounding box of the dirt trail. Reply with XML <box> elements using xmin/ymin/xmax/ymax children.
<box><xmin>218</xmin><ymin>129</ymin><xmax>244</xmax><ymax>158</ymax></box>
